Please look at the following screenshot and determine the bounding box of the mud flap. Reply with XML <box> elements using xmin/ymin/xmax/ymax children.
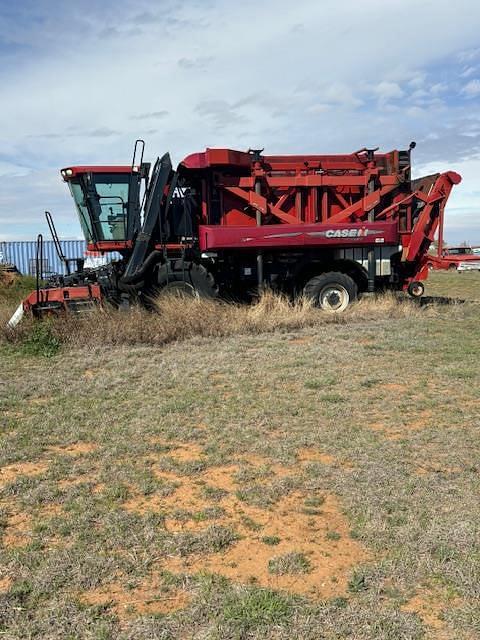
<box><xmin>7</xmin><ymin>303</ymin><xmax>24</xmax><ymax>328</ymax></box>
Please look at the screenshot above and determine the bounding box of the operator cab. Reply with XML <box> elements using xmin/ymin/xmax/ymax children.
<box><xmin>61</xmin><ymin>164</ymin><xmax>149</xmax><ymax>251</ymax></box>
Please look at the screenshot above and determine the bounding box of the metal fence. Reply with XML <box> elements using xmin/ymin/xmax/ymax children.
<box><xmin>0</xmin><ymin>240</ymin><xmax>115</xmax><ymax>276</ymax></box>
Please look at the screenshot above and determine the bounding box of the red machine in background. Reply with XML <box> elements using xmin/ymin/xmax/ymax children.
<box><xmin>427</xmin><ymin>246</ymin><xmax>480</xmax><ymax>271</ymax></box>
<box><xmin>12</xmin><ymin>140</ymin><xmax>461</xmax><ymax>324</ymax></box>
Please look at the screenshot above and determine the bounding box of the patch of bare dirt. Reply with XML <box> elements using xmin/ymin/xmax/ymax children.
<box><xmin>238</xmin><ymin>455</ymin><xmax>295</xmax><ymax>478</ymax></box>
<box><xmin>0</xmin><ymin>461</ymin><xmax>48</xmax><ymax>488</ymax></box>
<box><xmin>383</xmin><ymin>383</ymin><xmax>406</xmax><ymax>392</ymax></box>
<box><xmin>201</xmin><ymin>464</ymin><xmax>239</xmax><ymax>491</ymax></box>
<box><xmin>358</xmin><ymin>338</ymin><xmax>374</xmax><ymax>345</ymax></box>
<box><xmin>81</xmin><ymin>576</ymin><xmax>189</xmax><ymax>619</ymax></box>
<box><xmin>296</xmin><ymin>448</ymin><xmax>336</xmax><ymax>465</ymax></box>
<box><xmin>368</xmin><ymin>409</ymin><xmax>433</xmax><ymax>440</ymax></box>
<box><xmin>2</xmin><ymin>410</ymin><xmax>24</xmax><ymax>418</ymax></box>
<box><xmin>58</xmin><ymin>474</ymin><xmax>95</xmax><ymax>489</ymax></box>
<box><xmin>163</xmin><ymin>489</ymin><xmax>367</xmax><ymax>598</ymax></box>
<box><xmin>415</xmin><ymin>464</ymin><xmax>462</xmax><ymax>476</ymax></box>
<box><xmin>47</xmin><ymin>442</ymin><xmax>98</xmax><ymax>456</ymax></box>
<box><xmin>406</xmin><ymin>409</ymin><xmax>433</xmax><ymax>430</ymax></box>
<box><xmin>168</xmin><ymin>443</ymin><xmax>204</xmax><ymax>463</ymax></box>
<box><xmin>123</xmin><ymin>449</ymin><xmax>367</xmax><ymax>598</ymax></box>
<box><xmin>151</xmin><ymin>468</ymin><xmax>184</xmax><ymax>483</ymax></box>
<box><xmin>123</xmin><ymin>466</ymin><xmax>215</xmax><ymax>524</ymax></box>
<box><xmin>41</xmin><ymin>503</ymin><xmax>63</xmax><ymax>517</ymax></box>
<box><xmin>0</xmin><ymin>576</ymin><xmax>12</xmax><ymax>593</ymax></box>
<box><xmin>402</xmin><ymin>587</ymin><xmax>462</xmax><ymax>634</ymax></box>
<box><xmin>1</xmin><ymin>511</ymin><xmax>32</xmax><ymax>547</ymax></box>
<box><xmin>148</xmin><ymin>440</ymin><xmax>205</xmax><ymax>463</ymax></box>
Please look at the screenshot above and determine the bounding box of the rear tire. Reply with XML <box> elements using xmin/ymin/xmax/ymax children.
<box><xmin>303</xmin><ymin>272</ymin><xmax>358</xmax><ymax>312</ymax></box>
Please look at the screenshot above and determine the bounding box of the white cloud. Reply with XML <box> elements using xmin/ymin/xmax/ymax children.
<box><xmin>0</xmin><ymin>161</ymin><xmax>30</xmax><ymax>177</ymax></box>
<box><xmin>374</xmin><ymin>81</ymin><xmax>404</xmax><ymax>103</ymax></box>
<box><xmin>460</xmin><ymin>66</ymin><xmax>477</xmax><ymax>78</ymax></box>
<box><xmin>462</xmin><ymin>79</ymin><xmax>480</xmax><ymax>96</ymax></box>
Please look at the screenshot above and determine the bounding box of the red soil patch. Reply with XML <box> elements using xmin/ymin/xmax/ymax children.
<box><xmin>0</xmin><ymin>502</ymin><xmax>63</xmax><ymax>549</ymax></box>
<box><xmin>383</xmin><ymin>383</ymin><xmax>406</xmax><ymax>392</ymax></box>
<box><xmin>163</xmin><ymin>489</ymin><xmax>367</xmax><ymax>598</ymax></box>
<box><xmin>402</xmin><ymin>587</ymin><xmax>462</xmax><ymax>634</ymax></box>
<box><xmin>407</xmin><ymin>409</ymin><xmax>433</xmax><ymax>430</ymax></box>
<box><xmin>1</xmin><ymin>511</ymin><xmax>32</xmax><ymax>548</ymax></box>
<box><xmin>81</xmin><ymin>576</ymin><xmax>189</xmax><ymax>619</ymax></box>
<box><xmin>0</xmin><ymin>461</ymin><xmax>48</xmax><ymax>488</ymax></box>
<box><xmin>415</xmin><ymin>464</ymin><xmax>462</xmax><ymax>476</ymax></box>
<box><xmin>2</xmin><ymin>410</ymin><xmax>24</xmax><ymax>418</ymax></box>
<box><xmin>167</xmin><ymin>443</ymin><xmax>204</xmax><ymax>463</ymax></box>
<box><xmin>148</xmin><ymin>440</ymin><xmax>205</xmax><ymax>463</ymax></box>
<box><xmin>123</xmin><ymin>446</ymin><xmax>366</xmax><ymax>598</ymax></box>
<box><xmin>47</xmin><ymin>442</ymin><xmax>98</xmax><ymax>456</ymax></box>
<box><xmin>369</xmin><ymin>409</ymin><xmax>433</xmax><ymax>440</ymax></box>
<box><xmin>123</xmin><ymin>465</ymin><xmax>233</xmax><ymax>523</ymax></box>
<box><xmin>58</xmin><ymin>474</ymin><xmax>95</xmax><ymax>489</ymax></box>
<box><xmin>0</xmin><ymin>576</ymin><xmax>12</xmax><ymax>593</ymax></box>
<box><xmin>296</xmin><ymin>448</ymin><xmax>336</xmax><ymax>465</ymax></box>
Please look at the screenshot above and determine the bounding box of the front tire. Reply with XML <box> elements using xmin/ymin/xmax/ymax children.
<box><xmin>407</xmin><ymin>281</ymin><xmax>425</xmax><ymax>298</ymax></box>
<box><xmin>156</xmin><ymin>261</ymin><xmax>218</xmax><ymax>299</ymax></box>
<box><xmin>303</xmin><ymin>272</ymin><xmax>358</xmax><ymax>312</ymax></box>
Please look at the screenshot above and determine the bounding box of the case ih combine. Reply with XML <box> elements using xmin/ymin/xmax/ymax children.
<box><xmin>11</xmin><ymin>140</ymin><xmax>461</xmax><ymax>325</ymax></box>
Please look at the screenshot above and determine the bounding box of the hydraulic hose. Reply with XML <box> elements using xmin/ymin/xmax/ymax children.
<box><xmin>119</xmin><ymin>250</ymin><xmax>163</xmax><ymax>286</ymax></box>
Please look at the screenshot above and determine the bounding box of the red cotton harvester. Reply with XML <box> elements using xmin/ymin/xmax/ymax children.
<box><xmin>9</xmin><ymin>140</ymin><xmax>461</xmax><ymax>326</ymax></box>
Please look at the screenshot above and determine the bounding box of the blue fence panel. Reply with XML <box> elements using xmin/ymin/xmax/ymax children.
<box><xmin>0</xmin><ymin>240</ymin><xmax>119</xmax><ymax>276</ymax></box>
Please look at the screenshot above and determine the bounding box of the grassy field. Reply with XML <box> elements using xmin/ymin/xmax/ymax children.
<box><xmin>0</xmin><ymin>271</ymin><xmax>479</xmax><ymax>639</ymax></box>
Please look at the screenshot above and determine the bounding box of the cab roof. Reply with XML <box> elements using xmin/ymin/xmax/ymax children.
<box><xmin>61</xmin><ymin>166</ymin><xmax>136</xmax><ymax>180</ymax></box>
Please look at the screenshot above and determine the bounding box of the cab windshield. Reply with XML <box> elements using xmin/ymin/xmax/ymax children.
<box><xmin>69</xmin><ymin>173</ymin><xmax>131</xmax><ymax>242</ymax></box>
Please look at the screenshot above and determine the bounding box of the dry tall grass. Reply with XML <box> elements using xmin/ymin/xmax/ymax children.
<box><xmin>1</xmin><ymin>290</ymin><xmax>429</xmax><ymax>350</ymax></box>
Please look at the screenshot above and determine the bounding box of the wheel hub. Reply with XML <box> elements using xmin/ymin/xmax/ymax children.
<box><xmin>319</xmin><ymin>285</ymin><xmax>349</xmax><ymax>312</ymax></box>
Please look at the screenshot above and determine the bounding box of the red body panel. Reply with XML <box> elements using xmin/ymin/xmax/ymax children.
<box><xmin>199</xmin><ymin>222</ymin><xmax>398</xmax><ymax>251</ymax></box>
<box><xmin>178</xmin><ymin>148</ymin><xmax>461</xmax><ymax>285</ymax></box>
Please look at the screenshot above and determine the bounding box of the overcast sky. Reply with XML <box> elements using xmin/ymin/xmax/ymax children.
<box><xmin>1</xmin><ymin>0</ymin><xmax>480</xmax><ymax>244</ymax></box>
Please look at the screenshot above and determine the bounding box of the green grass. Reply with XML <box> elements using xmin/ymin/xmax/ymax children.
<box><xmin>0</xmin><ymin>274</ymin><xmax>37</xmax><ymax>307</ymax></box>
<box><xmin>268</xmin><ymin>552</ymin><xmax>312</xmax><ymax>575</ymax></box>
<box><xmin>0</xmin><ymin>271</ymin><xmax>479</xmax><ymax>638</ymax></box>
<box><xmin>221</xmin><ymin>586</ymin><xmax>295</xmax><ymax>629</ymax></box>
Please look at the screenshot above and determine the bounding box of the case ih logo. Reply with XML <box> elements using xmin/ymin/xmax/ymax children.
<box><xmin>315</xmin><ymin>228</ymin><xmax>383</xmax><ymax>239</ymax></box>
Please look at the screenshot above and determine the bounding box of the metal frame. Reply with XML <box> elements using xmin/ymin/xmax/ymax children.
<box><xmin>180</xmin><ymin>147</ymin><xmax>460</xmax><ymax>287</ymax></box>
